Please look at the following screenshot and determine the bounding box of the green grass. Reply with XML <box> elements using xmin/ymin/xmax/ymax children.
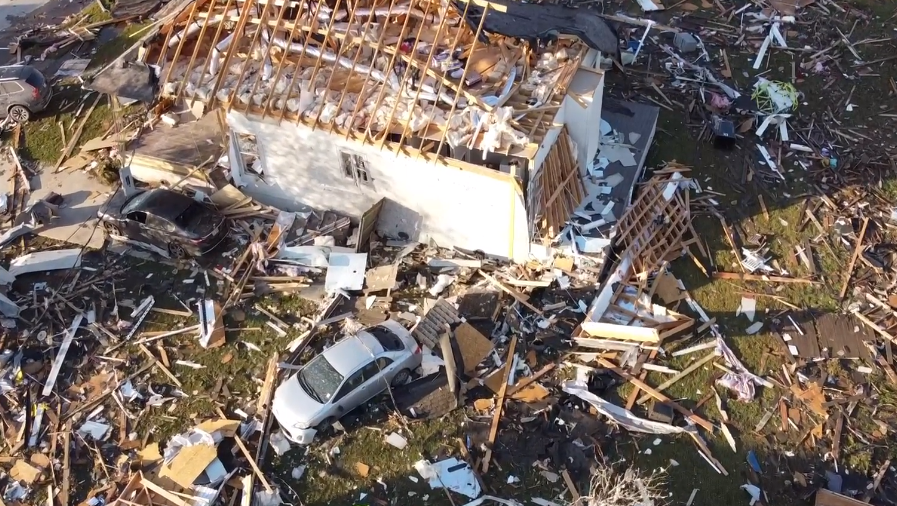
<box><xmin>89</xmin><ymin>21</ymin><xmax>154</xmax><ymax>70</ymax></box>
<box><xmin>20</xmin><ymin>92</ymin><xmax>115</xmax><ymax>165</ymax></box>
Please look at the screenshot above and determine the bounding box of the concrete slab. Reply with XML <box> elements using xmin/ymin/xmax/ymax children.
<box><xmin>0</xmin><ymin>155</ymin><xmax>110</xmax><ymax>250</ymax></box>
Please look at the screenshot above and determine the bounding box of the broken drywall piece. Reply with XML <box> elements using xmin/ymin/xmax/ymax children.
<box><xmin>563</xmin><ymin>381</ymin><xmax>690</xmax><ymax>434</ymax></box>
<box><xmin>198</xmin><ymin>299</ymin><xmax>226</xmax><ymax>348</ymax></box>
<box><xmin>385</xmin><ymin>432</ymin><xmax>408</xmax><ymax>449</ymax></box>
<box><xmin>0</xmin><ymin>266</ymin><xmax>15</xmax><ymax>284</ymax></box>
<box><xmin>42</xmin><ymin>313</ymin><xmax>84</xmax><ymax>396</ymax></box>
<box><xmin>0</xmin><ymin>293</ymin><xmax>20</xmax><ymax>317</ymax></box>
<box><xmin>745</xmin><ymin>321</ymin><xmax>764</xmax><ymax>334</ymax></box>
<box><xmin>629</xmin><ymin>132</ymin><xmax>642</xmax><ymax>144</ymax></box>
<box><xmin>598</xmin><ymin>144</ymin><xmax>637</xmax><ymax>166</ymax></box>
<box><xmin>324</xmin><ymin>252</ymin><xmax>367</xmax><ymax>292</ymax></box>
<box><xmin>737</xmin><ymin>297</ymin><xmax>756</xmax><ymax>322</ymax></box>
<box><xmin>9</xmin><ymin>249</ymin><xmax>82</xmax><ymax>276</ymax></box>
<box><xmin>414</xmin><ymin>458</ymin><xmax>482</xmax><ymax>500</ymax></box>
<box><xmin>78</xmin><ymin>420</ymin><xmax>111</xmax><ymax>440</ymax></box>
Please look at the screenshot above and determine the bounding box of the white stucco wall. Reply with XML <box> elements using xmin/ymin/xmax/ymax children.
<box><xmin>227</xmin><ymin>111</ymin><xmax>530</xmax><ymax>262</ymax></box>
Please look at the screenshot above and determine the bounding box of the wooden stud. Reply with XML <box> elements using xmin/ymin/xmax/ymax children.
<box><xmin>482</xmin><ymin>336</ymin><xmax>516</xmax><ymax>473</ymax></box>
<box><xmin>340</xmin><ymin>0</ymin><xmax>402</xmax><ymax>139</ymax></box>
<box><xmin>635</xmin><ymin>352</ymin><xmax>718</xmax><ymax>405</ymax></box>
<box><xmin>189</xmin><ymin>0</ymin><xmax>236</xmax><ymax>105</ymax></box>
<box><xmin>597</xmin><ymin>358</ymin><xmax>714</xmax><ymax>432</ymax></box>
<box><xmin>241</xmin><ymin>0</ymin><xmax>292</xmax><ymax>114</ymax></box>
<box><xmin>376</xmin><ymin>0</ymin><xmax>445</xmax><ymax>149</ymax></box>
<box><xmin>433</xmin><ymin>1</ymin><xmax>490</xmax><ymax>159</ymax></box>
<box><xmin>206</xmin><ymin>0</ymin><xmax>257</xmax><ymax>110</ymax></box>
<box><xmin>272</xmin><ymin>0</ymin><xmax>323</xmax><ymax>123</ymax></box>
<box><xmin>227</xmin><ymin>0</ymin><xmax>275</xmax><ymax>115</ymax></box>
<box><xmin>840</xmin><ymin>216</ymin><xmax>869</xmax><ymax>299</ymax></box>
<box><xmin>306</xmin><ymin>0</ymin><xmax>364</xmax><ymax>129</ymax></box>
<box><xmin>261</xmin><ymin>0</ymin><xmax>306</xmax><ymax>120</ymax></box>
<box><xmin>298</xmin><ymin>0</ymin><xmax>347</xmax><ymax>129</ymax></box>
<box><xmin>177</xmin><ymin>0</ymin><xmax>221</xmax><ymax>99</ymax></box>
<box><xmin>161</xmin><ymin>0</ymin><xmax>205</xmax><ymax>89</ymax></box>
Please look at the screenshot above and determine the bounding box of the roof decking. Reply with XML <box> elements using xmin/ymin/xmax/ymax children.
<box><xmin>153</xmin><ymin>0</ymin><xmax>587</xmax><ymax>162</ymax></box>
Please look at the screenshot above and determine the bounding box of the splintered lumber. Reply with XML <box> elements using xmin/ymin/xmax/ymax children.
<box><xmin>597</xmin><ymin>358</ymin><xmax>714</xmax><ymax>431</ymax></box>
<box><xmin>506</xmin><ymin>363</ymin><xmax>555</xmax><ymax>396</ymax></box>
<box><xmin>234</xmin><ymin>435</ymin><xmax>273</xmax><ymax>493</ymax></box>
<box><xmin>54</xmin><ymin>93</ymin><xmax>102</xmax><ymax>171</ymax></box>
<box><xmin>581</xmin><ymin>321</ymin><xmax>660</xmax><ymax>342</ymax></box>
<box><xmin>636</xmin><ymin>352</ymin><xmax>718</xmax><ymax>404</ymax></box>
<box><xmin>483</xmin><ymin>336</ymin><xmax>517</xmax><ymax>473</ymax></box>
<box><xmin>478</xmin><ymin>270</ymin><xmax>543</xmax><ymax>315</ymax></box>
<box><xmin>712</xmin><ymin>272</ymin><xmax>819</xmax><ymax>284</ymax></box>
<box><xmin>840</xmin><ymin>217</ymin><xmax>869</xmax><ymax>299</ymax></box>
<box><xmin>851</xmin><ymin>309</ymin><xmax>897</xmax><ymax>345</ymax></box>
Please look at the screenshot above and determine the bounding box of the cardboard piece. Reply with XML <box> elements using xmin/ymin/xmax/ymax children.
<box><xmin>157</xmin><ymin>443</ymin><xmax>219</xmax><ymax>490</ymax></box>
<box><xmin>10</xmin><ymin>460</ymin><xmax>41</xmax><ymax>484</ymax></box>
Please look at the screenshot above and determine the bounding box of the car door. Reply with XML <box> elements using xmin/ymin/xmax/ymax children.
<box><xmin>0</xmin><ymin>83</ymin><xmax>10</xmax><ymax>114</ymax></box>
<box><xmin>123</xmin><ymin>210</ymin><xmax>154</xmax><ymax>244</ymax></box>
<box><xmin>331</xmin><ymin>366</ymin><xmax>369</xmax><ymax>415</ymax></box>
<box><xmin>144</xmin><ymin>214</ymin><xmax>178</xmax><ymax>248</ymax></box>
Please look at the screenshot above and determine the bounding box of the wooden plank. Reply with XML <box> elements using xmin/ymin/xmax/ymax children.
<box><xmin>625</xmin><ymin>348</ymin><xmax>658</xmax><ymax>410</ymax></box>
<box><xmin>234</xmin><ymin>436</ymin><xmax>273</xmax><ymax>492</ymax></box>
<box><xmin>580</xmin><ymin>321</ymin><xmax>661</xmax><ymax>342</ymax></box>
<box><xmin>840</xmin><ymin>217</ymin><xmax>869</xmax><ymax>299</ymax></box>
<box><xmin>596</xmin><ymin>358</ymin><xmax>714</xmax><ymax>431</ymax></box>
<box><xmin>59</xmin><ymin>421</ymin><xmax>71</xmax><ymax>506</ymax></box>
<box><xmin>506</xmin><ymin>363</ymin><xmax>555</xmax><ymax>397</ymax></box>
<box><xmin>138</xmin><ymin>344</ymin><xmax>182</xmax><ymax>387</ymax></box>
<box><xmin>817</xmin><ymin>489</ymin><xmax>872</xmax><ymax>506</ymax></box>
<box><xmin>636</xmin><ymin>352</ymin><xmax>718</xmax><ymax>404</ymax></box>
<box><xmin>54</xmin><ymin>94</ymin><xmax>101</xmax><ymax>171</ymax></box>
<box><xmin>562</xmin><ymin>470</ymin><xmax>580</xmax><ymax>503</ymax></box>
<box><xmin>712</xmin><ymin>271</ymin><xmax>820</xmax><ymax>284</ymax></box>
<box><xmin>852</xmin><ymin>309</ymin><xmax>897</xmax><ymax>345</ymax></box>
<box><xmin>477</xmin><ymin>270</ymin><xmax>543</xmax><ymax>315</ymax></box>
<box><xmin>482</xmin><ymin>336</ymin><xmax>517</xmax><ymax>473</ymax></box>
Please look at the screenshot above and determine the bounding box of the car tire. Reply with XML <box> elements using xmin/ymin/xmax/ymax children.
<box><xmin>168</xmin><ymin>242</ymin><xmax>186</xmax><ymax>259</ymax></box>
<box><xmin>315</xmin><ymin>417</ymin><xmax>336</xmax><ymax>434</ymax></box>
<box><xmin>391</xmin><ymin>369</ymin><xmax>411</xmax><ymax>387</ymax></box>
<box><xmin>8</xmin><ymin>106</ymin><xmax>30</xmax><ymax>123</ymax></box>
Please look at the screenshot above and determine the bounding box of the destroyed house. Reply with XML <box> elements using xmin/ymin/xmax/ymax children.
<box><xmin>148</xmin><ymin>0</ymin><xmax>625</xmax><ymax>261</ymax></box>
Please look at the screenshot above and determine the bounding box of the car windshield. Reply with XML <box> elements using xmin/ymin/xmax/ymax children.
<box><xmin>121</xmin><ymin>192</ymin><xmax>152</xmax><ymax>215</ymax></box>
<box><xmin>298</xmin><ymin>356</ymin><xmax>344</xmax><ymax>403</ymax></box>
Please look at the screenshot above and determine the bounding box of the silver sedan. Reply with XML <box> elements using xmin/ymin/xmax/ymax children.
<box><xmin>273</xmin><ymin>320</ymin><xmax>423</xmax><ymax>444</ymax></box>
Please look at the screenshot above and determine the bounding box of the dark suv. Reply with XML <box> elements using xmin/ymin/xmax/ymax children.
<box><xmin>0</xmin><ymin>65</ymin><xmax>52</xmax><ymax>123</ymax></box>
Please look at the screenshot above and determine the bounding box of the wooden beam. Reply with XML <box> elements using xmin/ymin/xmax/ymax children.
<box><xmin>482</xmin><ymin>336</ymin><xmax>517</xmax><ymax>473</ymax></box>
<box><xmin>206</xmin><ymin>0</ymin><xmax>257</xmax><ymax>110</ymax></box>
<box><xmin>580</xmin><ymin>321</ymin><xmax>660</xmax><ymax>342</ymax></box>
<box><xmin>477</xmin><ymin>270</ymin><xmax>543</xmax><ymax>315</ymax></box>
<box><xmin>597</xmin><ymin>358</ymin><xmax>714</xmax><ymax>432</ymax></box>
<box><xmin>840</xmin><ymin>217</ymin><xmax>869</xmax><ymax>299</ymax></box>
<box><xmin>506</xmin><ymin>363</ymin><xmax>555</xmax><ymax>397</ymax></box>
<box><xmin>635</xmin><ymin>352</ymin><xmax>718</xmax><ymax>404</ymax></box>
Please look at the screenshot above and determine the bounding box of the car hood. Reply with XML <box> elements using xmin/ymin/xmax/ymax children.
<box><xmin>272</xmin><ymin>373</ymin><xmax>326</xmax><ymax>430</ymax></box>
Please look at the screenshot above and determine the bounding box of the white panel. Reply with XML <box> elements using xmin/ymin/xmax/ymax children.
<box><xmin>226</xmin><ymin>111</ymin><xmax>530</xmax><ymax>262</ymax></box>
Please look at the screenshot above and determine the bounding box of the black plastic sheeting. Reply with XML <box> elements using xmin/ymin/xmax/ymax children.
<box><xmin>453</xmin><ymin>0</ymin><xmax>620</xmax><ymax>58</ymax></box>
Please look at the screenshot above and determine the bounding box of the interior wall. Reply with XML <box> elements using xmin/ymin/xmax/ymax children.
<box><xmin>563</xmin><ymin>69</ymin><xmax>605</xmax><ymax>172</ymax></box>
<box><xmin>227</xmin><ymin>111</ymin><xmax>530</xmax><ymax>262</ymax></box>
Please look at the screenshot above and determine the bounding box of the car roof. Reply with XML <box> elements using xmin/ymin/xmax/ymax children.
<box><xmin>123</xmin><ymin>188</ymin><xmax>195</xmax><ymax>222</ymax></box>
<box><xmin>322</xmin><ymin>334</ymin><xmax>385</xmax><ymax>376</ymax></box>
<box><xmin>0</xmin><ymin>66</ymin><xmax>30</xmax><ymax>81</ymax></box>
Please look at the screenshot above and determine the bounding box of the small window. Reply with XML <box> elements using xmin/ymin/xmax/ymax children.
<box><xmin>376</xmin><ymin>357</ymin><xmax>393</xmax><ymax>370</ymax></box>
<box><xmin>127</xmin><ymin>211</ymin><xmax>147</xmax><ymax>224</ymax></box>
<box><xmin>335</xmin><ymin>368</ymin><xmax>367</xmax><ymax>401</ymax></box>
<box><xmin>360</xmin><ymin>361</ymin><xmax>381</xmax><ymax>381</ymax></box>
<box><xmin>148</xmin><ymin>215</ymin><xmax>175</xmax><ymax>232</ymax></box>
<box><xmin>25</xmin><ymin>71</ymin><xmax>44</xmax><ymax>90</ymax></box>
<box><xmin>340</xmin><ymin>151</ymin><xmax>372</xmax><ymax>186</ymax></box>
<box><xmin>367</xmin><ymin>326</ymin><xmax>405</xmax><ymax>351</ymax></box>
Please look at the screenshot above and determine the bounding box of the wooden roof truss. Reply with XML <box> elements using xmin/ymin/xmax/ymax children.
<box><xmin>156</xmin><ymin>0</ymin><xmax>586</xmax><ymax>161</ymax></box>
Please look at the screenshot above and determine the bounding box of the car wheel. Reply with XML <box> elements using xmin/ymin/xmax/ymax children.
<box><xmin>315</xmin><ymin>417</ymin><xmax>336</xmax><ymax>434</ymax></box>
<box><xmin>391</xmin><ymin>369</ymin><xmax>411</xmax><ymax>387</ymax></box>
<box><xmin>104</xmin><ymin>223</ymin><xmax>121</xmax><ymax>236</ymax></box>
<box><xmin>168</xmin><ymin>242</ymin><xmax>186</xmax><ymax>259</ymax></box>
<box><xmin>8</xmin><ymin>106</ymin><xmax>30</xmax><ymax>123</ymax></box>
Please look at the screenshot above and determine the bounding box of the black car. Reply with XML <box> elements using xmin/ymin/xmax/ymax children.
<box><xmin>98</xmin><ymin>188</ymin><xmax>227</xmax><ymax>258</ymax></box>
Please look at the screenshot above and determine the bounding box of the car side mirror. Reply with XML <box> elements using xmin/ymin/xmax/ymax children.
<box><xmin>337</xmin><ymin>405</ymin><xmax>345</xmax><ymax>413</ymax></box>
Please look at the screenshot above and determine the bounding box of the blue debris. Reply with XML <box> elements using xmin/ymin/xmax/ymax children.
<box><xmin>747</xmin><ymin>451</ymin><xmax>762</xmax><ymax>473</ymax></box>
